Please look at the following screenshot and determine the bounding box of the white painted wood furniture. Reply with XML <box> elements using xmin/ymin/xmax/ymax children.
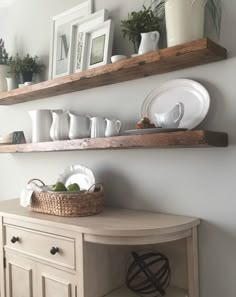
<box><xmin>0</xmin><ymin>199</ymin><xmax>200</xmax><ymax>297</ymax></box>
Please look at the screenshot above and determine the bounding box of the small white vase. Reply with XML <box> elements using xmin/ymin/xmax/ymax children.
<box><xmin>6</xmin><ymin>77</ymin><xmax>17</xmax><ymax>91</ymax></box>
<box><xmin>0</xmin><ymin>65</ymin><xmax>9</xmax><ymax>92</ymax></box>
<box><xmin>165</xmin><ymin>0</ymin><xmax>205</xmax><ymax>47</ymax></box>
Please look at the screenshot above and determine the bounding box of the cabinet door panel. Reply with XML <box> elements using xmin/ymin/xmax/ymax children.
<box><xmin>5</xmin><ymin>253</ymin><xmax>36</xmax><ymax>297</ymax></box>
<box><xmin>38</xmin><ymin>264</ymin><xmax>76</xmax><ymax>297</ymax></box>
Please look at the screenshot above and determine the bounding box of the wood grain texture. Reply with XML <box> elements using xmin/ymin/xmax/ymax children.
<box><xmin>0</xmin><ymin>130</ymin><xmax>229</xmax><ymax>153</ymax></box>
<box><xmin>0</xmin><ymin>38</ymin><xmax>227</xmax><ymax>106</ymax></box>
<box><xmin>0</xmin><ymin>199</ymin><xmax>200</xmax><ymax>238</ymax></box>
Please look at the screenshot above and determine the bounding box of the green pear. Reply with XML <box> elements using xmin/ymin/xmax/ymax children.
<box><xmin>52</xmin><ymin>182</ymin><xmax>67</xmax><ymax>192</ymax></box>
<box><xmin>67</xmin><ymin>183</ymin><xmax>80</xmax><ymax>192</ymax></box>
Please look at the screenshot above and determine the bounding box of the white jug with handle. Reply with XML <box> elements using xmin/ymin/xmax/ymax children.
<box><xmin>154</xmin><ymin>102</ymin><xmax>184</xmax><ymax>128</ymax></box>
<box><xmin>90</xmin><ymin>117</ymin><xmax>106</xmax><ymax>138</ymax></box>
<box><xmin>138</xmin><ymin>31</ymin><xmax>160</xmax><ymax>55</ymax></box>
<box><xmin>28</xmin><ymin>109</ymin><xmax>53</xmax><ymax>143</ymax></box>
<box><xmin>105</xmin><ymin>119</ymin><xmax>121</xmax><ymax>137</ymax></box>
<box><xmin>50</xmin><ymin>111</ymin><xmax>69</xmax><ymax>141</ymax></box>
<box><xmin>68</xmin><ymin>112</ymin><xmax>91</xmax><ymax>139</ymax></box>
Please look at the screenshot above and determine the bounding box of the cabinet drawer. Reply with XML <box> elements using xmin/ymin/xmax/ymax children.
<box><xmin>5</xmin><ymin>225</ymin><xmax>75</xmax><ymax>270</ymax></box>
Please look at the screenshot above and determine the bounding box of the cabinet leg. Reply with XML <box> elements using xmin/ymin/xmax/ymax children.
<box><xmin>0</xmin><ymin>216</ymin><xmax>5</xmax><ymax>297</ymax></box>
<box><xmin>187</xmin><ymin>227</ymin><xmax>199</xmax><ymax>297</ymax></box>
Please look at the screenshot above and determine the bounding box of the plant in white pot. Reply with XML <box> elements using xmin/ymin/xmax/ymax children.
<box><xmin>0</xmin><ymin>38</ymin><xmax>9</xmax><ymax>92</ymax></box>
<box><xmin>151</xmin><ymin>0</ymin><xmax>222</xmax><ymax>47</ymax></box>
<box><xmin>121</xmin><ymin>6</ymin><xmax>162</xmax><ymax>54</ymax></box>
<box><xmin>20</xmin><ymin>54</ymin><xmax>44</xmax><ymax>83</ymax></box>
<box><xmin>7</xmin><ymin>55</ymin><xmax>21</xmax><ymax>90</ymax></box>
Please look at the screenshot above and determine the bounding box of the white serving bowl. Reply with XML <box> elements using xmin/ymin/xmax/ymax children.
<box><xmin>111</xmin><ymin>55</ymin><xmax>128</xmax><ymax>63</ymax></box>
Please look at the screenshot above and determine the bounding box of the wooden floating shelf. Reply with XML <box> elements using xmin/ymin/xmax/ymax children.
<box><xmin>0</xmin><ymin>131</ymin><xmax>228</xmax><ymax>153</ymax></box>
<box><xmin>104</xmin><ymin>286</ymin><xmax>187</xmax><ymax>297</ymax></box>
<box><xmin>0</xmin><ymin>38</ymin><xmax>227</xmax><ymax>106</ymax></box>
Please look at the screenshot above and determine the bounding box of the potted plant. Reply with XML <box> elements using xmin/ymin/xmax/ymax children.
<box><xmin>121</xmin><ymin>6</ymin><xmax>162</xmax><ymax>53</ymax></box>
<box><xmin>151</xmin><ymin>0</ymin><xmax>222</xmax><ymax>47</ymax></box>
<box><xmin>6</xmin><ymin>55</ymin><xmax>21</xmax><ymax>90</ymax></box>
<box><xmin>20</xmin><ymin>54</ymin><xmax>44</xmax><ymax>83</ymax></box>
<box><xmin>0</xmin><ymin>38</ymin><xmax>9</xmax><ymax>92</ymax></box>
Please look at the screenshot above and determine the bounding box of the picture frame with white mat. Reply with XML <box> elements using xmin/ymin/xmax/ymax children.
<box><xmin>49</xmin><ymin>0</ymin><xmax>93</xmax><ymax>79</ymax></box>
<box><xmin>69</xmin><ymin>9</ymin><xmax>109</xmax><ymax>73</ymax></box>
<box><xmin>83</xmin><ymin>20</ymin><xmax>114</xmax><ymax>70</ymax></box>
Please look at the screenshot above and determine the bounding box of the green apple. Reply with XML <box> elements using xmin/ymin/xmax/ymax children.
<box><xmin>52</xmin><ymin>182</ymin><xmax>67</xmax><ymax>192</ymax></box>
<box><xmin>67</xmin><ymin>183</ymin><xmax>80</xmax><ymax>192</ymax></box>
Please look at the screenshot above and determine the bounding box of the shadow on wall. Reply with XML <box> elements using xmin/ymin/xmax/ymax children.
<box><xmin>96</xmin><ymin>167</ymin><xmax>161</xmax><ymax>210</ymax></box>
<box><xmin>199</xmin><ymin>221</ymin><xmax>236</xmax><ymax>297</ymax></box>
<box><xmin>187</xmin><ymin>76</ymin><xmax>234</xmax><ymax>146</ymax></box>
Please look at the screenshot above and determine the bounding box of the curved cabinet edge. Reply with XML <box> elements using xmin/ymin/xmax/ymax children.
<box><xmin>84</xmin><ymin>229</ymin><xmax>192</xmax><ymax>245</ymax></box>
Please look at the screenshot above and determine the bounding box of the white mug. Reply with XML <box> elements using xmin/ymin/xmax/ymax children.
<box><xmin>105</xmin><ymin>119</ymin><xmax>121</xmax><ymax>137</ymax></box>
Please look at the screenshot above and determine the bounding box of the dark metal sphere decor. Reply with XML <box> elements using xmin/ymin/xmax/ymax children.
<box><xmin>126</xmin><ymin>251</ymin><xmax>171</xmax><ymax>297</ymax></box>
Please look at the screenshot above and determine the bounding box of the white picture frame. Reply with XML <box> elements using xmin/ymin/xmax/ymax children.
<box><xmin>69</xmin><ymin>9</ymin><xmax>109</xmax><ymax>73</ymax></box>
<box><xmin>82</xmin><ymin>20</ymin><xmax>114</xmax><ymax>71</ymax></box>
<box><xmin>49</xmin><ymin>0</ymin><xmax>93</xmax><ymax>79</ymax></box>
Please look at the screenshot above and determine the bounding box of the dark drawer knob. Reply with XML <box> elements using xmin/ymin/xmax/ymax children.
<box><xmin>11</xmin><ymin>237</ymin><xmax>19</xmax><ymax>244</ymax></box>
<box><xmin>50</xmin><ymin>247</ymin><xmax>59</xmax><ymax>255</ymax></box>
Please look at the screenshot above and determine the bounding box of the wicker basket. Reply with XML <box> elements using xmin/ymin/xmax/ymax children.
<box><xmin>29</xmin><ymin>179</ymin><xmax>104</xmax><ymax>217</ymax></box>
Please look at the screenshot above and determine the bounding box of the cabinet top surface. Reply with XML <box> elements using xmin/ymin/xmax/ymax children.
<box><xmin>0</xmin><ymin>199</ymin><xmax>199</xmax><ymax>237</ymax></box>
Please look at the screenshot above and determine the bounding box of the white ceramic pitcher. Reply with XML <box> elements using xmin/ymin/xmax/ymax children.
<box><xmin>50</xmin><ymin>111</ymin><xmax>69</xmax><ymax>141</ymax></box>
<box><xmin>90</xmin><ymin>117</ymin><xmax>106</xmax><ymax>138</ymax></box>
<box><xmin>154</xmin><ymin>102</ymin><xmax>184</xmax><ymax>128</ymax></box>
<box><xmin>28</xmin><ymin>109</ymin><xmax>53</xmax><ymax>143</ymax></box>
<box><xmin>138</xmin><ymin>31</ymin><xmax>160</xmax><ymax>55</ymax></box>
<box><xmin>68</xmin><ymin>112</ymin><xmax>91</xmax><ymax>139</ymax></box>
<box><xmin>105</xmin><ymin>119</ymin><xmax>121</xmax><ymax>137</ymax></box>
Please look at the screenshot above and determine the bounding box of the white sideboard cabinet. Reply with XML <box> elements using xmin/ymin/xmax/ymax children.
<box><xmin>0</xmin><ymin>199</ymin><xmax>200</xmax><ymax>297</ymax></box>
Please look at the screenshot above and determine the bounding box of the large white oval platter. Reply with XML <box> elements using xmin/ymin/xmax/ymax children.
<box><xmin>141</xmin><ymin>79</ymin><xmax>210</xmax><ymax>130</ymax></box>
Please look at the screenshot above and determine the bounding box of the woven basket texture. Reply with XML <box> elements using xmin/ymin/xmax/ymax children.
<box><xmin>30</xmin><ymin>184</ymin><xmax>104</xmax><ymax>217</ymax></box>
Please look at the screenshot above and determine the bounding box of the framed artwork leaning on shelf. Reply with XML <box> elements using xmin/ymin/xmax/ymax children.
<box><xmin>69</xmin><ymin>9</ymin><xmax>109</xmax><ymax>73</ymax></box>
<box><xmin>82</xmin><ymin>20</ymin><xmax>114</xmax><ymax>71</ymax></box>
<box><xmin>49</xmin><ymin>0</ymin><xmax>93</xmax><ymax>79</ymax></box>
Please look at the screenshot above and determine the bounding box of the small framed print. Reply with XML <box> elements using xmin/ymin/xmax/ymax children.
<box><xmin>90</xmin><ymin>35</ymin><xmax>106</xmax><ymax>65</ymax></box>
<box><xmin>84</xmin><ymin>20</ymin><xmax>114</xmax><ymax>70</ymax></box>
<box><xmin>69</xmin><ymin>9</ymin><xmax>109</xmax><ymax>73</ymax></box>
<box><xmin>49</xmin><ymin>0</ymin><xmax>93</xmax><ymax>79</ymax></box>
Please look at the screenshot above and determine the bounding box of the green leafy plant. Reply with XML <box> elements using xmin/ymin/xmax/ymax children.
<box><xmin>8</xmin><ymin>54</ymin><xmax>44</xmax><ymax>82</ymax></box>
<box><xmin>121</xmin><ymin>6</ymin><xmax>162</xmax><ymax>53</ymax></box>
<box><xmin>8</xmin><ymin>54</ymin><xmax>22</xmax><ymax>76</ymax></box>
<box><xmin>21</xmin><ymin>54</ymin><xmax>44</xmax><ymax>74</ymax></box>
<box><xmin>150</xmin><ymin>0</ymin><xmax>222</xmax><ymax>38</ymax></box>
<box><xmin>0</xmin><ymin>39</ymin><xmax>9</xmax><ymax>65</ymax></box>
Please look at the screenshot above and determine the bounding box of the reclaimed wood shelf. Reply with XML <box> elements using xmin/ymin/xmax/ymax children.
<box><xmin>0</xmin><ymin>131</ymin><xmax>228</xmax><ymax>153</ymax></box>
<box><xmin>0</xmin><ymin>38</ymin><xmax>227</xmax><ymax>106</ymax></box>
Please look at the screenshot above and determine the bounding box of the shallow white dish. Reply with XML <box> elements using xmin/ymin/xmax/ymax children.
<box><xmin>141</xmin><ymin>79</ymin><xmax>210</xmax><ymax>130</ymax></box>
<box><xmin>57</xmin><ymin>165</ymin><xmax>95</xmax><ymax>191</ymax></box>
<box><xmin>124</xmin><ymin>128</ymin><xmax>187</xmax><ymax>135</ymax></box>
<box><xmin>111</xmin><ymin>55</ymin><xmax>128</xmax><ymax>63</ymax></box>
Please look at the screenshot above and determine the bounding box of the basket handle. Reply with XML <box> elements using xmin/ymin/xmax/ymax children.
<box><xmin>86</xmin><ymin>182</ymin><xmax>104</xmax><ymax>194</ymax></box>
<box><xmin>28</xmin><ymin>178</ymin><xmax>46</xmax><ymax>187</ymax></box>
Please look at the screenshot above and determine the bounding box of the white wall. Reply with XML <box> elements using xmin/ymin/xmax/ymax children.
<box><xmin>0</xmin><ymin>1</ymin><xmax>235</xmax><ymax>296</ymax></box>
